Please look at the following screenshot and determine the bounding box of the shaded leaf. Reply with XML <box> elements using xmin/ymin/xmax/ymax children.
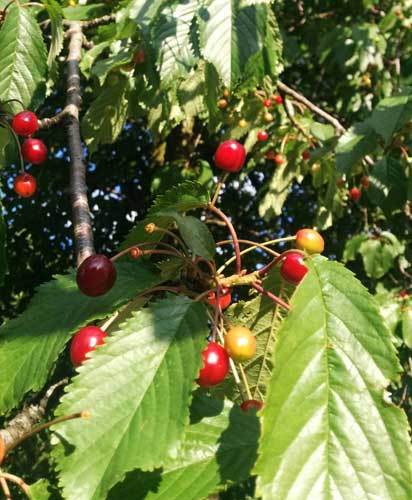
<box><xmin>42</xmin><ymin>0</ymin><xmax>64</xmax><ymax>67</ymax></box>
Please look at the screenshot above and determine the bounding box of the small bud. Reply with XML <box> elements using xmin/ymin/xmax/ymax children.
<box><xmin>145</xmin><ymin>223</ymin><xmax>156</xmax><ymax>234</ymax></box>
<box><xmin>81</xmin><ymin>410</ymin><xmax>92</xmax><ymax>419</ymax></box>
<box><xmin>129</xmin><ymin>247</ymin><xmax>142</xmax><ymax>259</ymax></box>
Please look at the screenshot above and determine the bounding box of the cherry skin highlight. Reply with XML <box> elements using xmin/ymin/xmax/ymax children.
<box><xmin>76</xmin><ymin>254</ymin><xmax>117</xmax><ymax>297</ymax></box>
<box><xmin>22</xmin><ymin>138</ymin><xmax>47</xmax><ymax>164</ymax></box>
<box><xmin>70</xmin><ymin>326</ymin><xmax>107</xmax><ymax>366</ymax></box>
<box><xmin>257</xmin><ymin>130</ymin><xmax>269</xmax><ymax>142</ymax></box>
<box><xmin>13</xmin><ymin>173</ymin><xmax>37</xmax><ymax>198</ymax></box>
<box><xmin>240</xmin><ymin>400</ymin><xmax>263</xmax><ymax>413</ymax></box>
<box><xmin>296</xmin><ymin>228</ymin><xmax>324</xmax><ymax>254</ymax></box>
<box><xmin>214</xmin><ymin>140</ymin><xmax>246</xmax><ymax>172</ymax></box>
<box><xmin>11</xmin><ymin>111</ymin><xmax>39</xmax><ymax>137</ymax></box>
<box><xmin>280</xmin><ymin>251</ymin><xmax>308</xmax><ymax>285</ymax></box>
<box><xmin>350</xmin><ymin>187</ymin><xmax>361</xmax><ymax>202</ymax></box>
<box><xmin>225</xmin><ymin>326</ymin><xmax>256</xmax><ymax>362</ymax></box>
<box><xmin>207</xmin><ymin>286</ymin><xmax>232</xmax><ymax>310</ymax></box>
<box><xmin>198</xmin><ymin>342</ymin><xmax>229</xmax><ymax>387</ymax></box>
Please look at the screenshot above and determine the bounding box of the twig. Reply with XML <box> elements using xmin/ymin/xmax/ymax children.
<box><xmin>282</xmin><ymin>97</ymin><xmax>316</xmax><ymax>146</ymax></box>
<box><xmin>79</xmin><ymin>14</ymin><xmax>116</xmax><ymax>29</ymax></box>
<box><xmin>252</xmin><ymin>283</ymin><xmax>290</xmax><ymax>311</ymax></box>
<box><xmin>66</xmin><ymin>21</ymin><xmax>95</xmax><ymax>266</ymax></box>
<box><xmin>38</xmin><ymin>104</ymin><xmax>78</xmax><ymax>130</ymax></box>
<box><xmin>0</xmin><ymin>473</ymin><xmax>29</xmax><ymax>498</ymax></box>
<box><xmin>0</xmin><ymin>476</ymin><xmax>10</xmax><ymax>499</ymax></box>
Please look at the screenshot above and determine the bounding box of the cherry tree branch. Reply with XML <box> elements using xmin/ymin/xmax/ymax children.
<box><xmin>66</xmin><ymin>21</ymin><xmax>95</xmax><ymax>266</ymax></box>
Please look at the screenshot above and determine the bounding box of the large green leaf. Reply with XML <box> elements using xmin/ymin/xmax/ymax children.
<box><xmin>170</xmin><ymin>213</ymin><xmax>215</xmax><ymax>260</ymax></box>
<box><xmin>0</xmin><ymin>212</ymin><xmax>6</xmax><ymax>286</ymax></box>
<box><xmin>42</xmin><ymin>0</ymin><xmax>64</xmax><ymax>67</ymax></box>
<box><xmin>0</xmin><ymin>262</ymin><xmax>162</xmax><ymax>414</ymax></box>
<box><xmin>370</xmin><ymin>94</ymin><xmax>412</xmax><ymax>145</ymax></box>
<box><xmin>63</xmin><ymin>4</ymin><xmax>108</xmax><ymax>20</ymax></box>
<box><xmin>153</xmin><ymin>0</ymin><xmax>198</xmax><ymax>84</ymax></box>
<box><xmin>254</xmin><ymin>257</ymin><xmax>412</xmax><ymax>499</ymax></box>
<box><xmin>108</xmin><ymin>394</ymin><xmax>259</xmax><ymax>500</ymax></box>
<box><xmin>82</xmin><ymin>75</ymin><xmax>130</xmax><ymax>154</ymax></box>
<box><xmin>0</xmin><ymin>3</ymin><xmax>48</xmax><ymax>112</ymax></box>
<box><xmin>199</xmin><ymin>1</ymin><xmax>273</xmax><ymax>86</ymax></box>
<box><xmin>358</xmin><ymin>234</ymin><xmax>404</xmax><ymax>279</ymax></box>
<box><xmin>53</xmin><ymin>296</ymin><xmax>209</xmax><ymax>500</ymax></box>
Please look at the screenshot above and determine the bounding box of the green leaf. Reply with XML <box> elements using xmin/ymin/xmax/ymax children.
<box><xmin>310</xmin><ymin>122</ymin><xmax>336</xmax><ymax>141</ymax></box>
<box><xmin>335</xmin><ymin>121</ymin><xmax>379</xmax><ymax>175</ymax></box>
<box><xmin>28</xmin><ymin>479</ymin><xmax>51</xmax><ymax>500</ymax></box>
<box><xmin>153</xmin><ymin>0</ymin><xmax>198</xmax><ymax>84</ymax></box>
<box><xmin>91</xmin><ymin>48</ymin><xmax>135</xmax><ymax>86</ymax></box>
<box><xmin>108</xmin><ymin>394</ymin><xmax>260</xmax><ymax>500</ymax></box>
<box><xmin>370</xmin><ymin>94</ymin><xmax>412</xmax><ymax>145</ymax></box>
<box><xmin>342</xmin><ymin>234</ymin><xmax>368</xmax><ymax>262</ymax></box>
<box><xmin>359</xmin><ymin>234</ymin><xmax>404</xmax><ymax>279</ymax></box>
<box><xmin>80</xmin><ymin>41</ymin><xmax>112</xmax><ymax>77</ymax></box>
<box><xmin>0</xmin><ymin>3</ymin><xmax>48</xmax><ymax>113</ymax></box>
<box><xmin>0</xmin><ymin>262</ymin><xmax>163</xmax><ymax>414</ymax></box>
<box><xmin>0</xmin><ymin>212</ymin><xmax>7</xmax><ymax>286</ymax></box>
<box><xmin>170</xmin><ymin>214</ymin><xmax>215</xmax><ymax>260</ymax></box>
<box><xmin>177</xmin><ymin>66</ymin><xmax>207</xmax><ymax>120</ymax></box>
<box><xmin>42</xmin><ymin>0</ymin><xmax>64</xmax><ymax>67</ymax></box>
<box><xmin>121</xmin><ymin>181</ymin><xmax>210</xmax><ymax>249</ymax></box>
<box><xmin>199</xmin><ymin>1</ymin><xmax>273</xmax><ymax>87</ymax></box>
<box><xmin>255</xmin><ymin>257</ymin><xmax>412</xmax><ymax>500</ymax></box>
<box><xmin>367</xmin><ymin>157</ymin><xmax>406</xmax><ymax>214</ymax></box>
<box><xmin>63</xmin><ymin>4</ymin><xmax>108</xmax><ymax>21</ymax></box>
<box><xmin>82</xmin><ymin>74</ymin><xmax>130</xmax><ymax>154</ymax></box>
<box><xmin>402</xmin><ymin>307</ymin><xmax>412</xmax><ymax>349</ymax></box>
<box><xmin>116</xmin><ymin>0</ymin><xmax>166</xmax><ymax>37</ymax></box>
<box><xmin>53</xmin><ymin>296</ymin><xmax>209</xmax><ymax>500</ymax></box>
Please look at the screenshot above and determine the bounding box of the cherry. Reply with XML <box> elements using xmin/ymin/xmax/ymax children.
<box><xmin>263</xmin><ymin>112</ymin><xmax>273</xmax><ymax>123</ymax></box>
<box><xmin>133</xmin><ymin>49</ymin><xmax>145</xmax><ymax>64</ymax></box>
<box><xmin>218</xmin><ymin>99</ymin><xmax>228</xmax><ymax>110</ymax></box>
<box><xmin>273</xmin><ymin>95</ymin><xmax>283</xmax><ymax>105</ymax></box>
<box><xmin>129</xmin><ymin>247</ymin><xmax>142</xmax><ymax>259</ymax></box>
<box><xmin>257</xmin><ymin>130</ymin><xmax>269</xmax><ymax>142</ymax></box>
<box><xmin>274</xmin><ymin>153</ymin><xmax>285</xmax><ymax>166</ymax></box>
<box><xmin>349</xmin><ymin>187</ymin><xmax>361</xmax><ymax>202</ymax></box>
<box><xmin>11</xmin><ymin>111</ymin><xmax>38</xmax><ymax>137</ymax></box>
<box><xmin>214</xmin><ymin>140</ymin><xmax>246</xmax><ymax>173</ymax></box>
<box><xmin>302</xmin><ymin>150</ymin><xmax>311</xmax><ymax>161</ymax></box>
<box><xmin>21</xmin><ymin>138</ymin><xmax>47</xmax><ymax>164</ymax></box>
<box><xmin>263</xmin><ymin>98</ymin><xmax>272</xmax><ymax>108</ymax></box>
<box><xmin>239</xmin><ymin>118</ymin><xmax>247</xmax><ymax>128</ymax></box>
<box><xmin>361</xmin><ymin>175</ymin><xmax>370</xmax><ymax>189</ymax></box>
<box><xmin>223</xmin><ymin>88</ymin><xmax>230</xmax><ymax>98</ymax></box>
<box><xmin>280</xmin><ymin>251</ymin><xmax>308</xmax><ymax>285</ymax></box>
<box><xmin>265</xmin><ymin>151</ymin><xmax>276</xmax><ymax>161</ymax></box>
<box><xmin>296</xmin><ymin>228</ymin><xmax>324</xmax><ymax>254</ymax></box>
<box><xmin>399</xmin><ymin>290</ymin><xmax>409</xmax><ymax>299</ymax></box>
<box><xmin>240</xmin><ymin>399</ymin><xmax>263</xmax><ymax>413</ymax></box>
<box><xmin>76</xmin><ymin>254</ymin><xmax>117</xmax><ymax>297</ymax></box>
<box><xmin>13</xmin><ymin>173</ymin><xmax>37</xmax><ymax>198</ymax></box>
<box><xmin>207</xmin><ymin>286</ymin><xmax>232</xmax><ymax>310</ymax></box>
<box><xmin>70</xmin><ymin>326</ymin><xmax>107</xmax><ymax>366</ymax></box>
<box><xmin>311</xmin><ymin>163</ymin><xmax>321</xmax><ymax>174</ymax></box>
<box><xmin>197</xmin><ymin>342</ymin><xmax>229</xmax><ymax>387</ymax></box>
<box><xmin>224</xmin><ymin>326</ymin><xmax>256</xmax><ymax>362</ymax></box>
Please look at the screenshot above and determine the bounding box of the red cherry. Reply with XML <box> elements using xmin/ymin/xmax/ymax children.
<box><xmin>70</xmin><ymin>326</ymin><xmax>107</xmax><ymax>366</ymax></box>
<box><xmin>207</xmin><ymin>286</ymin><xmax>232</xmax><ymax>310</ymax></box>
<box><xmin>13</xmin><ymin>173</ymin><xmax>37</xmax><ymax>198</ymax></box>
<box><xmin>21</xmin><ymin>138</ymin><xmax>47</xmax><ymax>164</ymax></box>
<box><xmin>302</xmin><ymin>150</ymin><xmax>311</xmax><ymax>161</ymax></box>
<box><xmin>214</xmin><ymin>140</ymin><xmax>246</xmax><ymax>173</ymax></box>
<box><xmin>361</xmin><ymin>176</ymin><xmax>370</xmax><ymax>189</ymax></box>
<box><xmin>274</xmin><ymin>153</ymin><xmax>285</xmax><ymax>166</ymax></box>
<box><xmin>274</xmin><ymin>95</ymin><xmax>283</xmax><ymax>105</ymax></box>
<box><xmin>257</xmin><ymin>130</ymin><xmax>269</xmax><ymax>142</ymax></box>
<box><xmin>280</xmin><ymin>251</ymin><xmax>308</xmax><ymax>285</ymax></box>
<box><xmin>133</xmin><ymin>49</ymin><xmax>145</xmax><ymax>64</ymax></box>
<box><xmin>263</xmin><ymin>98</ymin><xmax>272</xmax><ymax>108</ymax></box>
<box><xmin>197</xmin><ymin>342</ymin><xmax>229</xmax><ymax>387</ymax></box>
<box><xmin>240</xmin><ymin>399</ymin><xmax>263</xmax><ymax>413</ymax></box>
<box><xmin>399</xmin><ymin>290</ymin><xmax>409</xmax><ymax>299</ymax></box>
<box><xmin>11</xmin><ymin>111</ymin><xmax>39</xmax><ymax>137</ymax></box>
<box><xmin>349</xmin><ymin>187</ymin><xmax>361</xmax><ymax>202</ymax></box>
<box><xmin>76</xmin><ymin>254</ymin><xmax>117</xmax><ymax>297</ymax></box>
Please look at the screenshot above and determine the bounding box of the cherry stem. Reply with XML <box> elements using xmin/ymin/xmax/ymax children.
<box><xmin>111</xmin><ymin>242</ymin><xmax>185</xmax><ymax>262</ymax></box>
<box><xmin>252</xmin><ymin>282</ymin><xmax>290</xmax><ymax>311</ymax></box>
<box><xmin>210</xmin><ymin>172</ymin><xmax>229</xmax><ymax>207</ymax></box>
<box><xmin>0</xmin><ymin>473</ymin><xmax>29</xmax><ymax>498</ymax></box>
<box><xmin>238</xmin><ymin>363</ymin><xmax>252</xmax><ymax>400</ymax></box>
<box><xmin>148</xmin><ymin>225</ymin><xmax>188</xmax><ymax>254</ymax></box>
<box><xmin>207</xmin><ymin>203</ymin><xmax>241</xmax><ymax>274</ymax></box>
<box><xmin>5</xmin><ymin>412</ymin><xmax>86</xmax><ymax>455</ymax></box>
<box><xmin>1</xmin><ymin>98</ymin><xmax>24</xmax><ymax>110</ymax></box>
<box><xmin>0</xmin><ymin>476</ymin><xmax>10</xmax><ymax>499</ymax></box>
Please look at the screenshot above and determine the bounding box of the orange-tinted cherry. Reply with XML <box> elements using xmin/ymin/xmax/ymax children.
<box><xmin>361</xmin><ymin>176</ymin><xmax>370</xmax><ymax>189</ymax></box>
<box><xmin>11</xmin><ymin>111</ymin><xmax>39</xmax><ymax>137</ymax></box>
<box><xmin>350</xmin><ymin>187</ymin><xmax>361</xmax><ymax>202</ymax></box>
<box><xmin>13</xmin><ymin>173</ymin><xmax>37</xmax><ymax>198</ymax></box>
<box><xmin>224</xmin><ymin>326</ymin><xmax>256</xmax><ymax>362</ymax></box>
<box><xmin>70</xmin><ymin>326</ymin><xmax>107</xmax><ymax>366</ymax></box>
<box><xmin>240</xmin><ymin>399</ymin><xmax>263</xmax><ymax>413</ymax></box>
<box><xmin>197</xmin><ymin>342</ymin><xmax>229</xmax><ymax>387</ymax></box>
<box><xmin>280</xmin><ymin>251</ymin><xmax>308</xmax><ymax>285</ymax></box>
<box><xmin>207</xmin><ymin>286</ymin><xmax>231</xmax><ymax>310</ymax></box>
<box><xmin>22</xmin><ymin>138</ymin><xmax>47</xmax><ymax>164</ymax></box>
<box><xmin>274</xmin><ymin>153</ymin><xmax>285</xmax><ymax>166</ymax></box>
<box><xmin>76</xmin><ymin>254</ymin><xmax>117</xmax><ymax>297</ymax></box>
<box><xmin>257</xmin><ymin>130</ymin><xmax>269</xmax><ymax>142</ymax></box>
<box><xmin>214</xmin><ymin>140</ymin><xmax>246</xmax><ymax>173</ymax></box>
<box><xmin>296</xmin><ymin>228</ymin><xmax>324</xmax><ymax>254</ymax></box>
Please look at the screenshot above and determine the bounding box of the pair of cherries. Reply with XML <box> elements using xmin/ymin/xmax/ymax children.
<box><xmin>12</xmin><ymin>111</ymin><xmax>48</xmax><ymax>198</ymax></box>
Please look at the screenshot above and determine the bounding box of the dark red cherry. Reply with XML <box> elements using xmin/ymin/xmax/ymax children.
<box><xmin>207</xmin><ymin>286</ymin><xmax>231</xmax><ymax>310</ymax></box>
<box><xmin>11</xmin><ymin>111</ymin><xmax>38</xmax><ymax>136</ymax></box>
<box><xmin>280</xmin><ymin>251</ymin><xmax>308</xmax><ymax>285</ymax></box>
<box><xmin>214</xmin><ymin>140</ymin><xmax>246</xmax><ymax>173</ymax></box>
<box><xmin>21</xmin><ymin>138</ymin><xmax>47</xmax><ymax>164</ymax></box>
<box><xmin>302</xmin><ymin>150</ymin><xmax>311</xmax><ymax>161</ymax></box>
<box><xmin>76</xmin><ymin>254</ymin><xmax>117</xmax><ymax>297</ymax></box>
<box><xmin>70</xmin><ymin>326</ymin><xmax>107</xmax><ymax>366</ymax></box>
<box><xmin>257</xmin><ymin>130</ymin><xmax>269</xmax><ymax>142</ymax></box>
<box><xmin>197</xmin><ymin>342</ymin><xmax>229</xmax><ymax>387</ymax></box>
<box><xmin>240</xmin><ymin>399</ymin><xmax>263</xmax><ymax>413</ymax></box>
<box><xmin>13</xmin><ymin>173</ymin><xmax>37</xmax><ymax>198</ymax></box>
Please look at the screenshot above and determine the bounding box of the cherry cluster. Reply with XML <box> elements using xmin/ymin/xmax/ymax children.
<box><xmin>11</xmin><ymin>111</ymin><xmax>47</xmax><ymax>198</ymax></box>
